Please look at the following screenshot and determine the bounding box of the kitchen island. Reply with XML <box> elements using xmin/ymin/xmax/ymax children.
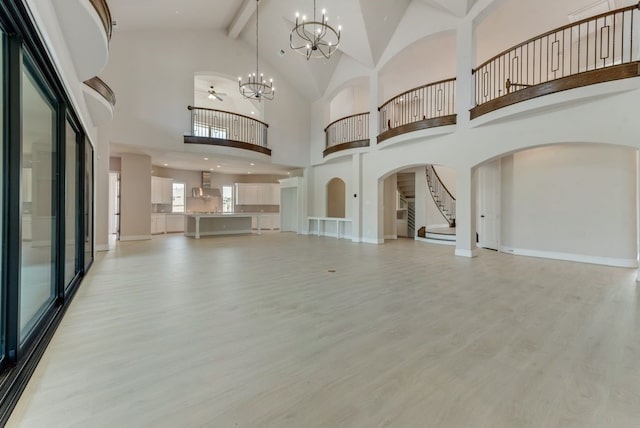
<box><xmin>183</xmin><ymin>213</ymin><xmax>263</xmax><ymax>239</ymax></box>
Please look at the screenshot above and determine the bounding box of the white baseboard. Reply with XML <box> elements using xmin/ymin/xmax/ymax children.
<box><xmin>384</xmin><ymin>234</ymin><xmax>398</xmax><ymax>240</ymax></box>
<box><xmin>95</xmin><ymin>244</ymin><xmax>110</xmax><ymax>252</ymax></box>
<box><xmin>500</xmin><ymin>245</ymin><xmax>638</xmax><ymax>268</ymax></box>
<box><xmin>119</xmin><ymin>235</ymin><xmax>152</xmax><ymax>242</ymax></box>
<box><xmin>455</xmin><ymin>248</ymin><xmax>478</xmax><ymax>258</ymax></box>
<box><xmin>415</xmin><ymin>237</ymin><xmax>456</xmax><ymax>246</ymax></box>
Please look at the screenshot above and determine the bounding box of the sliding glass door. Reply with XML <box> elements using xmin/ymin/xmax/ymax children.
<box><xmin>19</xmin><ymin>58</ymin><xmax>57</xmax><ymax>342</ymax></box>
<box><xmin>0</xmin><ymin>28</ymin><xmax>5</xmax><ymax>364</ymax></box>
<box><xmin>64</xmin><ymin>120</ymin><xmax>80</xmax><ymax>290</ymax></box>
<box><xmin>84</xmin><ymin>141</ymin><xmax>93</xmax><ymax>270</ymax></box>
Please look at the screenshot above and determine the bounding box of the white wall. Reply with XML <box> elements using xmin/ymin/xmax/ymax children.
<box><xmin>383</xmin><ymin>174</ymin><xmax>398</xmax><ymax>238</ymax></box>
<box><xmin>100</xmin><ymin>29</ymin><xmax>310</xmax><ymax>168</ymax></box>
<box><xmin>379</xmin><ymin>31</ymin><xmax>457</xmax><ymax>103</ymax></box>
<box><xmin>474</xmin><ymin>0</ymin><xmax>639</xmax><ymax>65</ymax></box>
<box><xmin>310</xmin><ymin>159</ymin><xmax>353</xmax><ymax>219</ymax></box>
<box><xmin>329</xmin><ymin>84</ymin><xmax>370</xmax><ymax>123</ymax></box>
<box><xmin>498</xmin><ymin>144</ymin><xmax>637</xmax><ymax>266</ymax></box>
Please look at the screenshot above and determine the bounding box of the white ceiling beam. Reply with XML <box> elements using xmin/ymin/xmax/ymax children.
<box><xmin>227</xmin><ymin>0</ymin><xmax>257</xmax><ymax>39</ymax></box>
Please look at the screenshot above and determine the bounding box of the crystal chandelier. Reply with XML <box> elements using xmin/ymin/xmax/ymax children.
<box><xmin>239</xmin><ymin>0</ymin><xmax>274</xmax><ymax>101</ymax></box>
<box><xmin>290</xmin><ymin>0</ymin><xmax>341</xmax><ymax>60</ymax></box>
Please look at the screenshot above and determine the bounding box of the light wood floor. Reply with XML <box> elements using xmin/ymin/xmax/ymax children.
<box><xmin>8</xmin><ymin>233</ymin><xmax>640</xmax><ymax>427</ymax></box>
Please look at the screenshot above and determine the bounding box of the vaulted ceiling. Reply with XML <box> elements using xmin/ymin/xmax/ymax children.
<box><xmin>106</xmin><ymin>0</ymin><xmax>628</xmax><ymax>101</ymax></box>
<box><xmin>105</xmin><ymin>0</ymin><xmax>482</xmax><ymax>100</ymax></box>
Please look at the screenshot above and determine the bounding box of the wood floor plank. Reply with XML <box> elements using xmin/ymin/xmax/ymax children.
<box><xmin>7</xmin><ymin>233</ymin><xmax>640</xmax><ymax>427</ymax></box>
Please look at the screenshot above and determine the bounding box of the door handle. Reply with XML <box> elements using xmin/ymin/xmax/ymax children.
<box><xmin>480</xmin><ymin>215</ymin><xmax>485</xmax><ymax>218</ymax></box>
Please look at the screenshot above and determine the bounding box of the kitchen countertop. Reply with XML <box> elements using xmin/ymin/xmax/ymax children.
<box><xmin>184</xmin><ymin>212</ymin><xmax>277</xmax><ymax>217</ymax></box>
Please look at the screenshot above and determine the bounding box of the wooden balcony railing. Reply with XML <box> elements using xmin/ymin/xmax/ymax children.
<box><xmin>83</xmin><ymin>76</ymin><xmax>116</xmax><ymax>107</ymax></box>
<box><xmin>184</xmin><ymin>106</ymin><xmax>271</xmax><ymax>156</ymax></box>
<box><xmin>471</xmin><ymin>3</ymin><xmax>640</xmax><ymax>119</ymax></box>
<box><xmin>89</xmin><ymin>0</ymin><xmax>113</xmax><ymax>41</ymax></box>
<box><xmin>378</xmin><ymin>78</ymin><xmax>457</xmax><ymax>144</ymax></box>
<box><xmin>323</xmin><ymin>112</ymin><xmax>370</xmax><ymax>157</ymax></box>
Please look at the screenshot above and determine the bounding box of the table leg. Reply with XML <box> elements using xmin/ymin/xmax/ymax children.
<box><xmin>257</xmin><ymin>215</ymin><xmax>261</xmax><ymax>235</ymax></box>
<box><xmin>195</xmin><ymin>217</ymin><xmax>200</xmax><ymax>239</ymax></box>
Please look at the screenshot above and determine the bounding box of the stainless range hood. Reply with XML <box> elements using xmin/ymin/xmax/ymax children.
<box><xmin>192</xmin><ymin>187</ymin><xmax>221</xmax><ymax>198</ymax></box>
<box><xmin>192</xmin><ymin>171</ymin><xmax>222</xmax><ymax>199</ymax></box>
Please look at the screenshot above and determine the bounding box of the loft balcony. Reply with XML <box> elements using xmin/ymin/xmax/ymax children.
<box><xmin>82</xmin><ymin>76</ymin><xmax>116</xmax><ymax>125</ymax></box>
<box><xmin>323</xmin><ymin>112</ymin><xmax>370</xmax><ymax>157</ymax></box>
<box><xmin>377</xmin><ymin>78</ymin><xmax>457</xmax><ymax>144</ymax></box>
<box><xmin>471</xmin><ymin>3</ymin><xmax>640</xmax><ymax>119</ymax></box>
<box><xmin>52</xmin><ymin>0</ymin><xmax>113</xmax><ymax>80</ymax></box>
<box><xmin>184</xmin><ymin>106</ymin><xmax>271</xmax><ymax>156</ymax></box>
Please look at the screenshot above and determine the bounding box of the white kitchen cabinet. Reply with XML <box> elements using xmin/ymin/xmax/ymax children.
<box><xmin>236</xmin><ymin>184</ymin><xmax>258</xmax><ymax>205</ymax></box>
<box><xmin>166</xmin><ymin>214</ymin><xmax>185</xmax><ymax>233</ymax></box>
<box><xmin>151</xmin><ymin>213</ymin><xmax>166</xmax><ymax>234</ymax></box>
<box><xmin>251</xmin><ymin>213</ymin><xmax>280</xmax><ymax>230</ymax></box>
<box><xmin>151</xmin><ymin>177</ymin><xmax>173</xmax><ymax>204</ymax></box>
<box><xmin>236</xmin><ymin>183</ymin><xmax>280</xmax><ymax>205</ymax></box>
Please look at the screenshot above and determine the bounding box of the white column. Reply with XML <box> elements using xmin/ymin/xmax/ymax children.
<box><xmin>94</xmin><ymin>137</ymin><xmax>110</xmax><ymax>251</ymax></box>
<box><xmin>383</xmin><ymin>174</ymin><xmax>397</xmax><ymax>239</ymax></box>
<box><xmin>455</xmin><ymin>166</ymin><xmax>478</xmax><ymax>258</ymax></box>
<box><xmin>351</xmin><ymin>153</ymin><xmax>362</xmax><ymax>242</ymax></box>
<box><xmin>414</xmin><ymin>167</ymin><xmax>427</xmax><ymax>237</ymax></box>
<box><xmin>456</xmin><ymin>18</ymin><xmax>475</xmax><ymax>130</ymax></box>
<box><xmin>369</xmin><ymin>70</ymin><xmax>379</xmax><ymax>147</ymax></box>
<box><xmin>302</xmin><ymin>167</ymin><xmax>313</xmax><ymax>234</ymax></box>
<box><xmin>636</xmin><ymin>151</ymin><xmax>640</xmax><ymax>281</ymax></box>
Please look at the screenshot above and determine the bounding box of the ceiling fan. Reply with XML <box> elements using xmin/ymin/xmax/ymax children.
<box><xmin>206</xmin><ymin>86</ymin><xmax>226</xmax><ymax>102</ymax></box>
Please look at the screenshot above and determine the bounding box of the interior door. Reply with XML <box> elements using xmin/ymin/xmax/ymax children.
<box><xmin>477</xmin><ymin>160</ymin><xmax>501</xmax><ymax>250</ymax></box>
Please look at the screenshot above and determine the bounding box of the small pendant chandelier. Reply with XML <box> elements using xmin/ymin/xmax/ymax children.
<box><xmin>290</xmin><ymin>0</ymin><xmax>341</xmax><ymax>60</ymax></box>
<box><xmin>239</xmin><ymin>0</ymin><xmax>274</xmax><ymax>101</ymax></box>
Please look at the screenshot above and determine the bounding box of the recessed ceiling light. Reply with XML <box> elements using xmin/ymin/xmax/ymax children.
<box><xmin>216</xmin><ymin>165</ymin><xmax>221</xmax><ymax>168</ymax></box>
<box><xmin>248</xmin><ymin>172</ymin><xmax>252</xmax><ymax>174</ymax></box>
<box><xmin>287</xmin><ymin>172</ymin><xmax>291</xmax><ymax>175</ymax></box>
<box><xmin>251</xmin><ymin>111</ymin><xmax>255</xmax><ymax>115</ymax></box>
<box><xmin>210</xmin><ymin>168</ymin><xmax>214</xmax><ymax>171</ymax></box>
<box><xmin>204</xmin><ymin>157</ymin><xmax>209</xmax><ymax>160</ymax></box>
<box><xmin>163</xmin><ymin>163</ymin><xmax>168</xmax><ymax>166</ymax></box>
<box><xmin>250</xmin><ymin>163</ymin><xmax>255</xmax><ymax>166</ymax></box>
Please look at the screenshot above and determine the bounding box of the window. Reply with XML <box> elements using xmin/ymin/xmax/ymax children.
<box><xmin>222</xmin><ymin>185</ymin><xmax>233</xmax><ymax>213</ymax></box>
<box><xmin>172</xmin><ymin>182</ymin><xmax>185</xmax><ymax>212</ymax></box>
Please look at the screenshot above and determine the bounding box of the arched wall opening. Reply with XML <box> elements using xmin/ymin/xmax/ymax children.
<box><xmin>375</xmin><ymin>162</ymin><xmax>458</xmax><ymax>242</ymax></box>
<box><xmin>474</xmin><ymin>143</ymin><xmax>638</xmax><ymax>267</ymax></box>
<box><xmin>378</xmin><ymin>30</ymin><xmax>456</xmax><ymax>104</ymax></box>
<box><xmin>327</xmin><ymin>79</ymin><xmax>370</xmax><ymax>124</ymax></box>
<box><xmin>194</xmin><ymin>73</ymin><xmax>263</xmax><ymax>120</ymax></box>
<box><xmin>327</xmin><ymin>178</ymin><xmax>346</xmax><ymax>218</ymax></box>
